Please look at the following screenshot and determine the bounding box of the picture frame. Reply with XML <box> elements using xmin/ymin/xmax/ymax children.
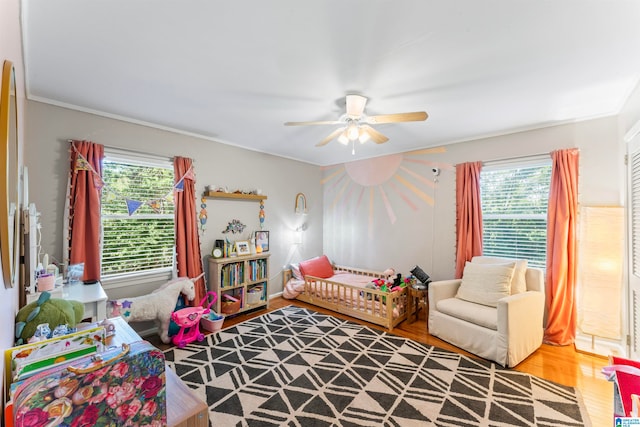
<box><xmin>255</xmin><ymin>230</ymin><xmax>269</xmax><ymax>252</ymax></box>
<box><xmin>235</xmin><ymin>240</ymin><xmax>250</xmax><ymax>256</ymax></box>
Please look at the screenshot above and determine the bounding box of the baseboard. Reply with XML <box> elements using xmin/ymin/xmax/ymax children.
<box><xmin>574</xmin><ymin>334</ymin><xmax>626</xmax><ymax>358</ymax></box>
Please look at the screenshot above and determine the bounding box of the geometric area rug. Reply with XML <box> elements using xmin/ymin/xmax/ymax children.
<box><xmin>163</xmin><ymin>306</ymin><xmax>591</xmax><ymax>427</ymax></box>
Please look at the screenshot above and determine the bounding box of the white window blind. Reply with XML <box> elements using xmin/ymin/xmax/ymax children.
<box><xmin>631</xmin><ymin>150</ymin><xmax>640</xmax><ymax>277</ymax></box>
<box><xmin>480</xmin><ymin>160</ymin><xmax>551</xmax><ymax>269</ymax></box>
<box><xmin>101</xmin><ymin>153</ymin><xmax>175</xmax><ymax>277</ymax></box>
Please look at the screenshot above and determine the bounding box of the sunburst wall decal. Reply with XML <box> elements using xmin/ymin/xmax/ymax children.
<box><xmin>322</xmin><ymin>147</ymin><xmax>453</xmax><ymax>238</ymax></box>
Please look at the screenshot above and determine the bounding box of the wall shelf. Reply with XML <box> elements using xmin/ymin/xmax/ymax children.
<box><xmin>203</xmin><ymin>191</ymin><xmax>267</xmax><ymax>201</ymax></box>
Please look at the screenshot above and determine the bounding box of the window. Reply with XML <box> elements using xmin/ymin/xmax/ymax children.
<box><xmin>101</xmin><ymin>151</ymin><xmax>175</xmax><ymax>277</ymax></box>
<box><xmin>480</xmin><ymin>159</ymin><xmax>551</xmax><ymax>269</ymax></box>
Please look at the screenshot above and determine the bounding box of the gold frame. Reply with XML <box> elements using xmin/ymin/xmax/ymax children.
<box><xmin>0</xmin><ymin>60</ymin><xmax>19</xmax><ymax>288</ymax></box>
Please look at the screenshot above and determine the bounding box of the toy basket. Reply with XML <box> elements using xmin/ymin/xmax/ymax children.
<box><xmin>201</xmin><ymin>312</ymin><xmax>225</xmax><ymax>332</ymax></box>
<box><xmin>221</xmin><ymin>294</ymin><xmax>241</xmax><ymax>314</ymax></box>
<box><xmin>247</xmin><ymin>286</ymin><xmax>263</xmax><ymax>305</ymax></box>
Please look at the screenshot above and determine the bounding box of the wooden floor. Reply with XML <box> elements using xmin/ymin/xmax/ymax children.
<box><xmin>157</xmin><ymin>296</ymin><xmax>613</xmax><ymax>426</ymax></box>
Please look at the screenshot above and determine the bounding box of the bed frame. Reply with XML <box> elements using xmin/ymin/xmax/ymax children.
<box><xmin>283</xmin><ymin>265</ymin><xmax>408</xmax><ymax>331</ymax></box>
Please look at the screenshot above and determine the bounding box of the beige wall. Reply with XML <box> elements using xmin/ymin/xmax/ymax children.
<box><xmin>24</xmin><ymin>101</ymin><xmax>324</xmax><ymax>300</ymax></box>
<box><xmin>323</xmin><ymin>115</ymin><xmax>623</xmax><ymax>280</ymax></box>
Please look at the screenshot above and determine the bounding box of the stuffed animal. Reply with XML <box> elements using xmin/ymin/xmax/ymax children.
<box><xmin>109</xmin><ymin>277</ymin><xmax>197</xmax><ymax>344</ymax></box>
<box><xmin>15</xmin><ymin>292</ymin><xmax>84</xmax><ymax>345</ymax></box>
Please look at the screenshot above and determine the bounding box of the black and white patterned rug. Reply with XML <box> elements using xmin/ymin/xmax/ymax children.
<box><xmin>163</xmin><ymin>306</ymin><xmax>591</xmax><ymax>426</ymax></box>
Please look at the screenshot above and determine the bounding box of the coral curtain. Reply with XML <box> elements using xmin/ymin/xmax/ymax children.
<box><xmin>174</xmin><ymin>157</ymin><xmax>206</xmax><ymax>306</ymax></box>
<box><xmin>544</xmin><ymin>148</ymin><xmax>579</xmax><ymax>345</ymax></box>
<box><xmin>455</xmin><ymin>161</ymin><xmax>483</xmax><ymax>278</ymax></box>
<box><xmin>68</xmin><ymin>141</ymin><xmax>104</xmax><ymax>282</ymax></box>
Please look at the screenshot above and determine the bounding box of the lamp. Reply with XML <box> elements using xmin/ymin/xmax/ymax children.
<box><xmin>577</xmin><ymin>206</ymin><xmax>624</xmax><ymax>351</ymax></box>
<box><xmin>294</xmin><ymin>222</ymin><xmax>307</xmax><ymax>245</ymax></box>
<box><xmin>337</xmin><ymin>131</ymin><xmax>349</xmax><ymax>145</ymax></box>
<box><xmin>347</xmin><ymin>123</ymin><xmax>359</xmax><ymax>141</ymax></box>
<box><xmin>358</xmin><ymin>128</ymin><xmax>371</xmax><ymax>143</ymax></box>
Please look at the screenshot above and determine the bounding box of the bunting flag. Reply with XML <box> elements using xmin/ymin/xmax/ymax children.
<box><xmin>104</xmin><ymin>190</ymin><xmax>118</xmax><ymax>203</ymax></box>
<box><xmin>126</xmin><ymin>199</ymin><xmax>145</xmax><ymax>216</ymax></box>
<box><xmin>183</xmin><ymin>168</ymin><xmax>196</xmax><ymax>181</ymax></box>
<box><xmin>74</xmin><ymin>156</ymin><xmax>91</xmax><ymax>171</ymax></box>
<box><xmin>147</xmin><ymin>200</ymin><xmax>163</xmax><ymax>213</ymax></box>
<box><xmin>71</xmin><ymin>141</ymin><xmax>194</xmax><ymax>216</ymax></box>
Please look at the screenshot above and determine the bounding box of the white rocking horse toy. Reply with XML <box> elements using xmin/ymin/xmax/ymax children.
<box><xmin>109</xmin><ymin>275</ymin><xmax>201</xmax><ymax>343</ymax></box>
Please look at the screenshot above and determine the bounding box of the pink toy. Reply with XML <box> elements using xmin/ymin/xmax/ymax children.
<box><xmin>171</xmin><ymin>292</ymin><xmax>218</xmax><ymax>348</ymax></box>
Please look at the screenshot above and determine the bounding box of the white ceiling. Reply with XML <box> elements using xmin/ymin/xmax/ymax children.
<box><xmin>20</xmin><ymin>0</ymin><xmax>640</xmax><ymax>166</ymax></box>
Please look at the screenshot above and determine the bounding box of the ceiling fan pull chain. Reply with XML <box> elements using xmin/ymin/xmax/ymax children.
<box><xmin>352</xmin><ymin>140</ymin><xmax>356</xmax><ymax>155</ymax></box>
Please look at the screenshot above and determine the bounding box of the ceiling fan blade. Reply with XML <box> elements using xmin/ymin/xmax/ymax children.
<box><xmin>316</xmin><ymin>127</ymin><xmax>345</xmax><ymax>147</ymax></box>
<box><xmin>284</xmin><ymin>120</ymin><xmax>342</xmax><ymax>126</ymax></box>
<box><xmin>346</xmin><ymin>95</ymin><xmax>367</xmax><ymax>118</ymax></box>
<box><xmin>366</xmin><ymin>111</ymin><xmax>428</xmax><ymax>124</ymax></box>
<box><xmin>361</xmin><ymin>125</ymin><xmax>389</xmax><ymax>144</ymax></box>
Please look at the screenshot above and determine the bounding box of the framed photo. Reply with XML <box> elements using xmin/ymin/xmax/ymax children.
<box><xmin>235</xmin><ymin>240</ymin><xmax>250</xmax><ymax>256</ymax></box>
<box><xmin>255</xmin><ymin>230</ymin><xmax>269</xmax><ymax>252</ymax></box>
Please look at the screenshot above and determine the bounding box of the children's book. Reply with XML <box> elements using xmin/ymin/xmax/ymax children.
<box><xmin>5</xmin><ymin>326</ymin><xmax>106</xmax><ymax>386</ymax></box>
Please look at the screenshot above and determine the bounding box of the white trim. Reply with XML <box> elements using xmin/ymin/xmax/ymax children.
<box><xmin>483</xmin><ymin>154</ymin><xmax>552</xmax><ymax>170</ymax></box>
<box><xmin>103</xmin><ymin>147</ymin><xmax>171</xmax><ymax>168</ymax></box>
<box><xmin>625</xmin><ymin>118</ymin><xmax>640</xmax><ymax>142</ymax></box>
<box><xmin>101</xmin><ymin>269</ymin><xmax>173</xmax><ymax>291</ymax></box>
<box><xmin>574</xmin><ymin>334</ymin><xmax>626</xmax><ymax>358</ymax></box>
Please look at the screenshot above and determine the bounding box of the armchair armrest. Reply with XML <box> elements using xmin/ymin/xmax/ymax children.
<box><xmin>429</xmin><ymin>279</ymin><xmax>462</xmax><ymax>305</ymax></box>
<box><xmin>497</xmin><ymin>290</ymin><xmax>545</xmax><ymax>329</ymax></box>
<box><xmin>497</xmin><ymin>290</ymin><xmax>545</xmax><ymax>366</ymax></box>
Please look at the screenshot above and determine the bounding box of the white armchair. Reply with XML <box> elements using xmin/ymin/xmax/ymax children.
<box><xmin>428</xmin><ymin>256</ymin><xmax>545</xmax><ymax>367</ymax></box>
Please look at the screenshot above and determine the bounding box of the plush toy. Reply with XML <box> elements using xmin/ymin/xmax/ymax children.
<box><xmin>108</xmin><ymin>277</ymin><xmax>197</xmax><ymax>344</ymax></box>
<box><xmin>15</xmin><ymin>292</ymin><xmax>84</xmax><ymax>345</ymax></box>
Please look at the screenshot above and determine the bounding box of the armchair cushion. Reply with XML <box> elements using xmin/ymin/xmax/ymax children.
<box><xmin>437</xmin><ymin>297</ymin><xmax>498</xmax><ymax>330</ymax></box>
<box><xmin>456</xmin><ymin>261</ymin><xmax>515</xmax><ymax>307</ymax></box>
<box><xmin>471</xmin><ymin>256</ymin><xmax>528</xmax><ymax>294</ymax></box>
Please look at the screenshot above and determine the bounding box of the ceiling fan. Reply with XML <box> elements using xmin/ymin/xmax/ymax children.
<box><xmin>284</xmin><ymin>94</ymin><xmax>428</xmax><ymax>148</ymax></box>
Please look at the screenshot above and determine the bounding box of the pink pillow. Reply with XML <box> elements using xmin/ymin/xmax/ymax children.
<box><xmin>299</xmin><ymin>255</ymin><xmax>334</xmax><ymax>279</ymax></box>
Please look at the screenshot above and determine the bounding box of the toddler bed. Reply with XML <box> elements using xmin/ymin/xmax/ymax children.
<box><xmin>283</xmin><ymin>255</ymin><xmax>408</xmax><ymax>331</ymax></box>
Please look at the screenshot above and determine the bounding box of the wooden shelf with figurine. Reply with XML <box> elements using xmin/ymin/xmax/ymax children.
<box><xmin>203</xmin><ymin>191</ymin><xmax>267</xmax><ymax>201</ymax></box>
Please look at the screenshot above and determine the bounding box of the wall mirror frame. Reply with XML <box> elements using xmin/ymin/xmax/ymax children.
<box><xmin>0</xmin><ymin>60</ymin><xmax>20</xmax><ymax>288</ymax></box>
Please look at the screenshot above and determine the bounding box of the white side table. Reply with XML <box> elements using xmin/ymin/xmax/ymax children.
<box><xmin>27</xmin><ymin>282</ymin><xmax>108</xmax><ymax>322</ymax></box>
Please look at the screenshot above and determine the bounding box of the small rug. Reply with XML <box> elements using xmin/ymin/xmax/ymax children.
<box><xmin>163</xmin><ymin>306</ymin><xmax>591</xmax><ymax>426</ymax></box>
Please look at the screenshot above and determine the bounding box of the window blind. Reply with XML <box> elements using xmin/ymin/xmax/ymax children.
<box><xmin>101</xmin><ymin>159</ymin><xmax>175</xmax><ymax>276</ymax></box>
<box><xmin>480</xmin><ymin>162</ymin><xmax>551</xmax><ymax>269</ymax></box>
<box><xmin>631</xmin><ymin>150</ymin><xmax>640</xmax><ymax>277</ymax></box>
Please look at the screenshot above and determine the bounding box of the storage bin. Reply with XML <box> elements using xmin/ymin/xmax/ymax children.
<box><xmin>221</xmin><ymin>294</ymin><xmax>241</xmax><ymax>314</ymax></box>
<box><xmin>247</xmin><ymin>286</ymin><xmax>263</xmax><ymax>305</ymax></box>
<box><xmin>201</xmin><ymin>312</ymin><xmax>225</xmax><ymax>332</ymax></box>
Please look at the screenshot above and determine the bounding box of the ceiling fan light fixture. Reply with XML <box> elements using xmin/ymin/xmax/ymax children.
<box><xmin>337</xmin><ymin>131</ymin><xmax>350</xmax><ymax>145</ymax></box>
<box><xmin>347</xmin><ymin>124</ymin><xmax>359</xmax><ymax>141</ymax></box>
<box><xmin>358</xmin><ymin>128</ymin><xmax>371</xmax><ymax>143</ymax></box>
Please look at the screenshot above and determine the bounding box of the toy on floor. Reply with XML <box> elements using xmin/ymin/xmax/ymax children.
<box><xmin>171</xmin><ymin>291</ymin><xmax>218</xmax><ymax>348</ymax></box>
<box><xmin>109</xmin><ymin>276</ymin><xmax>200</xmax><ymax>344</ymax></box>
